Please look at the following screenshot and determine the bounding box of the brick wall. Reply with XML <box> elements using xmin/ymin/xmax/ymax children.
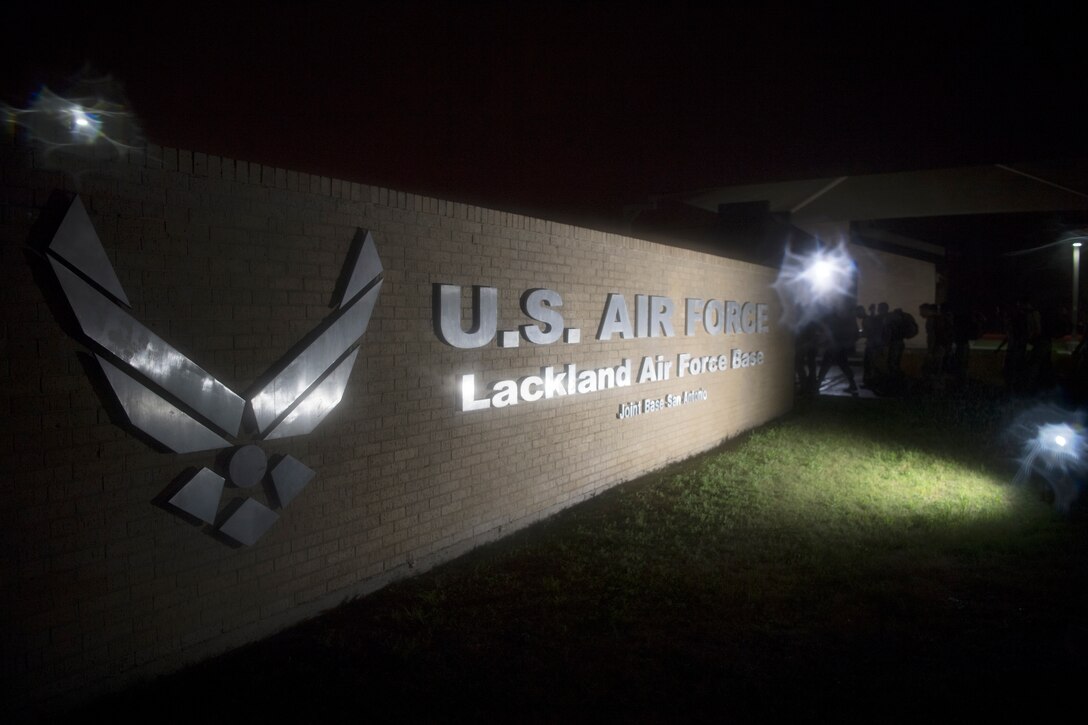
<box><xmin>0</xmin><ymin>136</ymin><xmax>793</xmax><ymax>717</ymax></box>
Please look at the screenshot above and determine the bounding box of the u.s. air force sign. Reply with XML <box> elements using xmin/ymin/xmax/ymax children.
<box><xmin>40</xmin><ymin>194</ymin><xmax>773</xmax><ymax>546</ymax></box>
<box><xmin>433</xmin><ymin>284</ymin><xmax>772</xmax><ymax>416</ymax></box>
<box><xmin>38</xmin><ymin>194</ymin><xmax>382</xmax><ymax>546</ymax></box>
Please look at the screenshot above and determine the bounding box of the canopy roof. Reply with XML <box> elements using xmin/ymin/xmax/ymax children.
<box><xmin>683</xmin><ymin>163</ymin><xmax>1088</xmax><ymax>224</ymax></box>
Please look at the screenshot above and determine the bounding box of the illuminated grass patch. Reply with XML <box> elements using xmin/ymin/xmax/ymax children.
<box><xmin>82</xmin><ymin>392</ymin><xmax>1088</xmax><ymax>721</ymax></box>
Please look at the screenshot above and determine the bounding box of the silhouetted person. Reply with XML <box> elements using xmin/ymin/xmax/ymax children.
<box><xmin>794</xmin><ymin>318</ymin><xmax>820</xmax><ymax>396</ymax></box>
<box><xmin>998</xmin><ymin>299</ymin><xmax>1038</xmax><ymax>393</ymax></box>
<box><xmin>863</xmin><ymin>302</ymin><xmax>889</xmax><ymax>386</ymax></box>
<box><xmin>950</xmin><ymin>303</ymin><xmax>980</xmax><ymax>385</ymax></box>
<box><xmin>919</xmin><ymin>303</ymin><xmax>945</xmax><ymax>378</ymax></box>
<box><xmin>884</xmin><ymin>307</ymin><xmax>917</xmax><ymax>380</ymax></box>
<box><xmin>1030</xmin><ymin>304</ymin><xmax>1068</xmax><ymax>390</ymax></box>
<box><xmin>817</xmin><ymin>306</ymin><xmax>859</xmax><ymax>394</ymax></box>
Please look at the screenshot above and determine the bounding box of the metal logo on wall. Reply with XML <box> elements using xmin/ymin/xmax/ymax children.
<box><xmin>41</xmin><ymin>195</ymin><xmax>383</xmax><ymax>545</ymax></box>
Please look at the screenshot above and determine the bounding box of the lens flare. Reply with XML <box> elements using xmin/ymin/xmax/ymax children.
<box><xmin>2</xmin><ymin>69</ymin><xmax>145</xmax><ymax>174</ymax></box>
<box><xmin>772</xmin><ymin>241</ymin><xmax>856</xmax><ymax>330</ymax></box>
<box><xmin>805</xmin><ymin>259</ymin><xmax>836</xmax><ymax>293</ymax></box>
<box><xmin>1008</xmin><ymin>405</ymin><xmax>1087</xmax><ymax>511</ymax></box>
<box><xmin>67</xmin><ymin>105</ymin><xmax>103</xmax><ymax>141</ymax></box>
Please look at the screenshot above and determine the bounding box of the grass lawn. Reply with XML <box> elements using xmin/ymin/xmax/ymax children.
<box><xmin>76</xmin><ymin>387</ymin><xmax>1088</xmax><ymax>722</ymax></box>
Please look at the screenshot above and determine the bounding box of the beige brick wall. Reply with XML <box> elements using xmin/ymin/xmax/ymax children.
<box><xmin>0</xmin><ymin>137</ymin><xmax>794</xmax><ymax>717</ymax></box>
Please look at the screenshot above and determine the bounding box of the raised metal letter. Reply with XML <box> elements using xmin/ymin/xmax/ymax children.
<box><xmin>434</xmin><ymin>284</ymin><xmax>497</xmax><ymax>348</ymax></box>
<box><xmin>520</xmin><ymin>288</ymin><xmax>564</xmax><ymax>345</ymax></box>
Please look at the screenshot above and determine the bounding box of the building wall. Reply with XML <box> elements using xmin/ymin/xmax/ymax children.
<box><xmin>850</xmin><ymin>243</ymin><xmax>936</xmax><ymax>349</ymax></box>
<box><xmin>0</xmin><ymin>137</ymin><xmax>793</xmax><ymax>716</ymax></box>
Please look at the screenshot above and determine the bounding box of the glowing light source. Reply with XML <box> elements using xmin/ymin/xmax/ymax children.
<box><xmin>805</xmin><ymin>259</ymin><xmax>835</xmax><ymax>293</ymax></box>
<box><xmin>1034</xmin><ymin>423</ymin><xmax>1081</xmax><ymax>467</ymax></box>
<box><xmin>1</xmin><ymin>73</ymin><xmax>145</xmax><ymax>168</ymax></box>
<box><xmin>67</xmin><ymin>104</ymin><xmax>102</xmax><ymax>141</ymax></box>
<box><xmin>772</xmin><ymin>240</ymin><xmax>856</xmax><ymax>330</ymax></box>
<box><xmin>1009</xmin><ymin>406</ymin><xmax>1087</xmax><ymax>511</ymax></box>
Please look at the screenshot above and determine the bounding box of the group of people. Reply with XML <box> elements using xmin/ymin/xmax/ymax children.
<box><xmin>994</xmin><ymin>298</ymin><xmax>1073</xmax><ymax>393</ymax></box>
<box><xmin>860</xmin><ymin>302</ymin><xmax>919</xmax><ymax>387</ymax></box>
<box><xmin>918</xmin><ymin>301</ymin><xmax>980</xmax><ymax>386</ymax></box>
<box><xmin>795</xmin><ymin>295</ymin><xmax>1083</xmax><ymax>398</ymax></box>
<box><xmin>794</xmin><ymin>301</ymin><xmax>919</xmax><ymax>396</ymax></box>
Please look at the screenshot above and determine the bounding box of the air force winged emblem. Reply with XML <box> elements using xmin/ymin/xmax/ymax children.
<box><xmin>42</xmin><ymin>195</ymin><xmax>383</xmax><ymax>545</ymax></box>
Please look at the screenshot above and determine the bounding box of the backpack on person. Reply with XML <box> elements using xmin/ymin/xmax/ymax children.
<box><xmin>901</xmin><ymin>312</ymin><xmax>919</xmax><ymax>340</ymax></box>
<box><xmin>886</xmin><ymin>309</ymin><xmax>918</xmax><ymax>342</ymax></box>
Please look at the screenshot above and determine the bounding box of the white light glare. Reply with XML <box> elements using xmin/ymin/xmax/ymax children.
<box><xmin>1011</xmin><ymin>409</ymin><xmax>1087</xmax><ymax>511</ymax></box>
<box><xmin>2</xmin><ymin>79</ymin><xmax>144</xmax><ymax>164</ymax></box>
<box><xmin>1036</xmin><ymin>423</ymin><xmax>1080</xmax><ymax>465</ymax></box>
<box><xmin>68</xmin><ymin>105</ymin><xmax>101</xmax><ymax>141</ymax></box>
<box><xmin>805</xmin><ymin>259</ymin><xmax>836</xmax><ymax>293</ymax></box>
<box><xmin>772</xmin><ymin>241</ymin><xmax>855</xmax><ymax>330</ymax></box>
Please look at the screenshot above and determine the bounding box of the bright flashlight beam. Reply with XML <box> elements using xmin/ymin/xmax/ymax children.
<box><xmin>1035</xmin><ymin>423</ymin><xmax>1081</xmax><ymax>466</ymax></box>
<box><xmin>1010</xmin><ymin>407</ymin><xmax>1087</xmax><ymax>511</ymax></box>
<box><xmin>772</xmin><ymin>241</ymin><xmax>855</xmax><ymax>330</ymax></box>
<box><xmin>805</xmin><ymin>260</ymin><xmax>836</xmax><ymax>292</ymax></box>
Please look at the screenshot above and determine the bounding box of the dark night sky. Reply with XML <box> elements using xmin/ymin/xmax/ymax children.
<box><xmin>3</xmin><ymin>2</ymin><xmax>1086</xmax><ymax>232</ymax></box>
